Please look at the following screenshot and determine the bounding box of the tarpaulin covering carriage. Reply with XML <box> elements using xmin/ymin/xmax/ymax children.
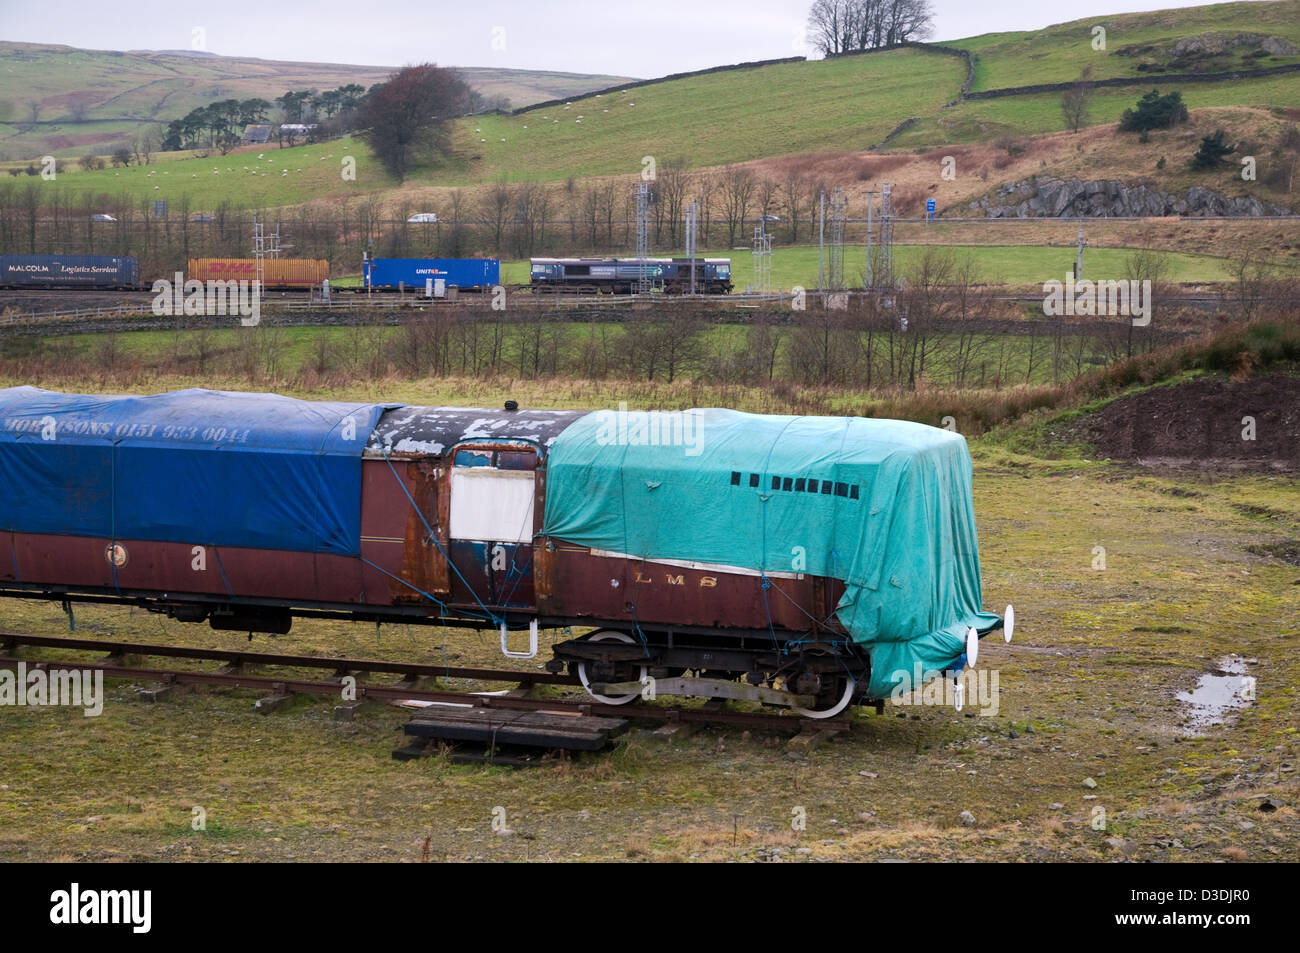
<box><xmin>540</xmin><ymin>408</ymin><xmax>1002</xmax><ymax>698</ymax></box>
<box><xmin>0</xmin><ymin>387</ymin><xmax>391</xmax><ymax>556</ymax></box>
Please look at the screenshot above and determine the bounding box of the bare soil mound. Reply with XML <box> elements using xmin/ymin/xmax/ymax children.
<box><xmin>1073</xmin><ymin>373</ymin><xmax>1300</xmax><ymax>472</ymax></box>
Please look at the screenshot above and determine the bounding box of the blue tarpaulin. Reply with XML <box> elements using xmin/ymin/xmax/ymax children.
<box><xmin>0</xmin><ymin>387</ymin><xmax>395</xmax><ymax>556</ymax></box>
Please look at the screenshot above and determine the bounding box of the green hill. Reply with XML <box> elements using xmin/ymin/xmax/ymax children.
<box><xmin>7</xmin><ymin>1</ymin><xmax>1298</xmax><ymax>205</ymax></box>
<box><xmin>453</xmin><ymin>47</ymin><xmax>966</xmax><ymax>183</ymax></box>
<box><xmin>0</xmin><ymin>42</ymin><xmax>632</xmax><ymax>160</ymax></box>
<box><xmin>953</xmin><ymin>0</ymin><xmax>1300</xmax><ymax>90</ymax></box>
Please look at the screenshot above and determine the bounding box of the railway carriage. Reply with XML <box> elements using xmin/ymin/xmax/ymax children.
<box><xmin>0</xmin><ymin>388</ymin><xmax>1008</xmax><ymax>718</ymax></box>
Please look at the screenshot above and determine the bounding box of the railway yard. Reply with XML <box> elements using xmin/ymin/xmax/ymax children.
<box><xmin>2</xmin><ymin>0</ymin><xmax>1298</xmax><ymax>880</ymax></box>
<box><xmin>0</xmin><ymin>434</ymin><xmax>1296</xmax><ymax>862</ymax></box>
<box><xmin>0</xmin><ymin>346</ymin><xmax>1295</xmax><ymax>862</ymax></box>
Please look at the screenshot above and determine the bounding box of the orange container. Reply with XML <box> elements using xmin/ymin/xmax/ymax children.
<box><xmin>187</xmin><ymin>258</ymin><xmax>329</xmax><ymax>288</ymax></box>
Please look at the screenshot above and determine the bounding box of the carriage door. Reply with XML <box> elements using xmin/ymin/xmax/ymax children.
<box><xmin>446</xmin><ymin>446</ymin><xmax>538</xmax><ymax>610</ymax></box>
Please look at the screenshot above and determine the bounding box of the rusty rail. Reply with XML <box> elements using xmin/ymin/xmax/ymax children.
<box><xmin>0</xmin><ymin>632</ymin><xmax>849</xmax><ymax>730</ymax></box>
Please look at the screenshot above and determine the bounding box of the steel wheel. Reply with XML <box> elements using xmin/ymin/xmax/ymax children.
<box><xmin>576</xmin><ymin>630</ymin><xmax>648</xmax><ymax>706</ymax></box>
<box><xmin>791</xmin><ymin>674</ymin><xmax>857</xmax><ymax>720</ymax></box>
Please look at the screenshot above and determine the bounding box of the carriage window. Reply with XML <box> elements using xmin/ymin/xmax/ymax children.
<box><xmin>449</xmin><ymin>467</ymin><xmax>535</xmax><ymax>543</ymax></box>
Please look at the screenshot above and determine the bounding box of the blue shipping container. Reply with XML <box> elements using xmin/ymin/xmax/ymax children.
<box><xmin>0</xmin><ymin>254</ymin><xmax>139</xmax><ymax>289</ymax></box>
<box><xmin>364</xmin><ymin>258</ymin><xmax>499</xmax><ymax>291</ymax></box>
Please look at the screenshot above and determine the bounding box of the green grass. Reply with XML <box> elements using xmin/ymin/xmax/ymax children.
<box><xmin>11</xmin><ymin>136</ymin><xmax>394</xmax><ymax>211</ymax></box>
<box><xmin>495</xmin><ymin>243</ymin><xmax>1242</xmax><ymax>288</ymax></box>
<box><xmin>0</xmin><ymin>41</ymin><xmax>630</xmax><ymax>161</ymax></box>
<box><xmin>7</xmin><ymin>2</ymin><xmax>1298</xmax><ymax>208</ymax></box>
<box><xmin>26</xmin><ymin>320</ymin><xmax>1093</xmax><ymax>390</ymax></box>
<box><xmin>891</xmin><ymin>72</ymin><xmax>1300</xmax><ymax>148</ymax></box>
<box><xmin>446</xmin><ymin>47</ymin><xmax>966</xmax><ymax>183</ymax></box>
<box><xmin>953</xmin><ymin>0</ymin><xmax>1300</xmax><ymax>91</ymax></box>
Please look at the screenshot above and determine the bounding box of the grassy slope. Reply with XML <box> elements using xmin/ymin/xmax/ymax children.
<box><xmin>953</xmin><ymin>0</ymin><xmax>1300</xmax><ymax>90</ymax></box>
<box><xmin>11</xmin><ymin>136</ymin><xmax>397</xmax><ymax>209</ymax></box>
<box><xmin>13</xmin><ymin>3</ymin><xmax>1297</xmax><ymax>199</ymax></box>
<box><xmin>448</xmin><ymin>48</ymin><xmax>966</xmax><ymax>183</ymax></box>
<box><xmin>0</xmin><ymin>42</ymin><xmax>631</xmax><ymax>159</ymax></box>
<box><xmin>891</xmin><ymin>73</ymin><xmax>1300</xmax><ymax>148</ymax></box>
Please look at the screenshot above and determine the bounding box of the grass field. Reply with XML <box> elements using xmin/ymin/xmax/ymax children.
<box><xmin>264</xmin><ymin>241</ymin><xmax>1248</xmax><ymax>287</ymax></box>
<box><xmin>445</xmin><ymin>47</ymin><xmax>966</xmax><ymax>183</ymax></box>
<box><xmin>0</xmin><ymin>370</ymin><xmax>1295</xmax><ymax>862</ymax></box>
<box><xmin>12</xmin><ymin>320</ymin><xmax>1110</xmax><ymax>392</ymax></box>
<box><xmin>953</xmin><ymin>0</ymin><xmax>1300</xmax><ymax>90</ymax></box>
<box><xmin>891</xmin><ymin>73</ymin><xmax>1300</xmax><ymax>149</ymax></box>
<box><xmin>0</xmin><ymin>41</ymin><xmax>631</xmax><ymax>160</ymax></box>
<box><xmin>491</xmin><ymin>243</ymin><xmax>1244</xmax><ymax>288</ymax></box>
<box><xmin>16</xmin><ymin>2</ymin><xmax>1300</xmax><ymax>209</ymax></box>
<box><xmin>7</xmin><ymin>136</ymin><xmax>396</xmax><ymax>209</ymax></box>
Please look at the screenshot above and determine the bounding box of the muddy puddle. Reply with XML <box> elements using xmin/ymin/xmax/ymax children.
<box><xmin>1176</xmin><ymin>656</ymin><xmax>1256</xmax><ymax>735</ymax></box>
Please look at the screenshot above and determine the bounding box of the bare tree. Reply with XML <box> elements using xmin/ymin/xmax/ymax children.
<box><xmin>1061</xmin><ymin>67</ymin><xmax>1093</xmax><ymax>133</ymax></box>
<box><xmin>657</xmin><ymin>160</ymin><xmax>690</xmax><ymax>248</ymax></box>
<box><xmin>806</xmin><ymin>0</ymin><xmax>856</xmax><ymax>56</ymax></box>
<box><xmin>894</xmin><ymin>245</ymin><xmax>956</xmax><ymax>389</ymax></box>
<box><xmin>780</xmin><ymin>168</ymin><xmax>814</xmax><ymax>244</ymax></box>
<box><xmin>806</xmin><ymin>0</ymin><xmax>934</xmax><ymax>56</ymax></box>
<box><xmin>479</xmin><ymin>179</ymin><xmax>513</xmax><ymax>255</ymax></box>
<box><xmin>719</xmin><ymin>165</ymin><xmax>756</xmax><ymax>247</ymax></box>
<box><xmin>755</xmin><ymin>176</ymin><xmax>781</xmax><ymax>224</ymax></box>
<box><xmin>1124</xmin><ymin>245</ymin><xmax>1169</xmax><ymax>357</ymax></box>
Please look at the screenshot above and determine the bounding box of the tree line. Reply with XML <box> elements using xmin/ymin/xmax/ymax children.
<box><xmin>0</xmin><ymin>159</ymin><xmax>860</xmax><ymax>270</ymax></box>
<box><xmin>805</xmin><ymin>0</ymin><xmax>935</xmax><ymax>56</ymax></box>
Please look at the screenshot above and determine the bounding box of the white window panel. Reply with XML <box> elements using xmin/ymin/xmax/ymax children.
<box><xmin>449</xmin><ymin>468</ymin><xmax>535</xmax><ymax>543</ymax></box>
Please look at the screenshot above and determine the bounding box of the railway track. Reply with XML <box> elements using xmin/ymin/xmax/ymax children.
<box><xmin>0</xmin><ymin>632</ymin><xmax>851</xmax><ymax>732</ymax></box>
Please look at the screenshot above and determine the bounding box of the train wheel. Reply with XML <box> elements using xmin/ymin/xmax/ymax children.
<box><xmin>576</xmin><ymin>630</ymin><xmax>648</xmax><ymax>706</ymax></box>
<box><xmin>791</xmin><ymin>674</ymin><xmax>857</xmax><ymax>720</ymax></box>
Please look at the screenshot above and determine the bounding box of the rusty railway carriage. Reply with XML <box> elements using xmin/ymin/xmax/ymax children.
<box><xmin>0</xmin><ymin>389</ymin><xmax>1007</xmax><ymax>718</ymax></box>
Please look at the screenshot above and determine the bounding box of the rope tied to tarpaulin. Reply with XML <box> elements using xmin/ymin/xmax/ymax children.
<box><xmin>379</xmin><ymin>444</ymin><xmax>504</xmax><ymax>628</ymax></box>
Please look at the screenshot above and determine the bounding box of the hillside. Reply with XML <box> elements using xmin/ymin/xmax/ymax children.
<box><xmin>0</xmin><ymin>42</ymin><xmax>632</xmax><ymax>159</ymax></box>
<box><xmin>2</xmin><ymin>0</ymin><xmax>1296</xmax><ymax>277</ymax></box>
<box><xmin>452</xmin><ymin>47</ymin><xmax>967</xmax><ymax>182</ymax></box>
<box><xmin>952</xmin><ymin>0</ymin><xmax>1300</xmax><ymax>90</ymax></box>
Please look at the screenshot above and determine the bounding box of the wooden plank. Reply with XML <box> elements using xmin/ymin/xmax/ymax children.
<box><xmin>408</xmin><ymin>707</ymin><xmax>626</xmax><ymax>732</ymax></box>
<box><xmin>403</xmin><ymin>707</ymin><xmax>628</xmax><ymax>751</ymax></box>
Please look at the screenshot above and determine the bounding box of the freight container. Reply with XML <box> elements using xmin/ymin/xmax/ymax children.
<box><xmin>363</xmin><ymin>258</ymin><xmax>499</xmax><ymax>292</ymax></box>
<box><xmin>0</xmin><ymin>254</ymin><xmax>140</xmax><ymax>289</ymax></box>
<box><xmin>187</xmin><ymin>258</ymin><xmax>329</xmax><ymax>288</ymax></box>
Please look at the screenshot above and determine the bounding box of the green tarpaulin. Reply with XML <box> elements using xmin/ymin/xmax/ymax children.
<box><xmin>540</xmin><ymin>408</ymin><xmax>1002</xmax><ymax>699</ymax></box>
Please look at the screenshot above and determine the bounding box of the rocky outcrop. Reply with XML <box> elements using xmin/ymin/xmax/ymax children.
<box><xmin>1170</xmin><ymin>33</ymin><xmax>1299</xmax><ymax>58</ymax></box>
<box><xmin>970</xmin><ymin>176</ymin><xmax>1293</xmax><ymax>218</ymax></box>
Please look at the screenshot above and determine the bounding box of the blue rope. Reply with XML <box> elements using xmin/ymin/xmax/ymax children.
<box><xmin>378</xmin><ymin>446</ymin><xmax>503</xmax><ymax>627</ymax></box>
<box><xmin>109</xmin><ymin>440</ymin><xmax>121</xmax><ymax>596</ymax></box>
<box><xmin>212</xmin><ymin>547</ymin><xmax>235</xmax><ymax>597</ymax></box>
<box><xmin>360</xmin><ymin>555</ymin><xmax>499</xmax><ymax>622</ymax></box>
